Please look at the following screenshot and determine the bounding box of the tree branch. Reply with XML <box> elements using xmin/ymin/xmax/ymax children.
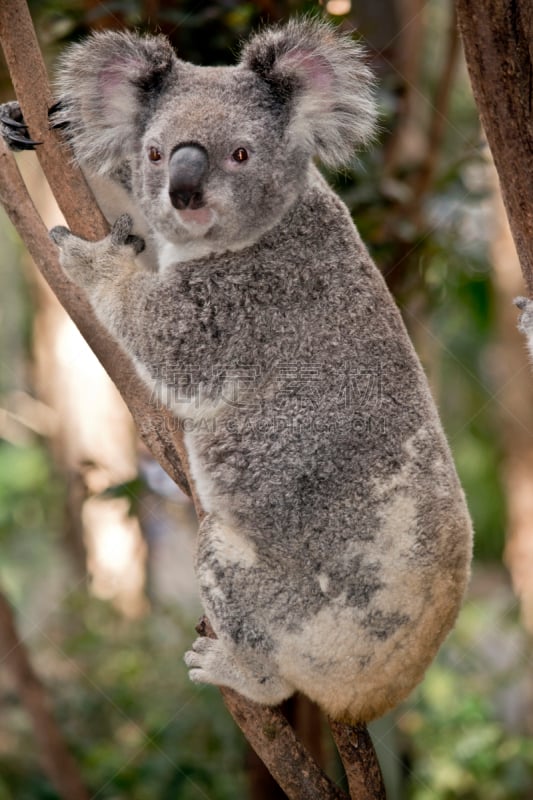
<box><xmin>330</xmin><ymin>721</ymin><xmax>386</xmax><ymax>800</ymax></box>
<box><xmin>0</xmin><ymin>0</ymin><xmax>107</xmax><ymax>239</ymax></box>
<box><xmin>223</xmin><ymin>691</ymin><xmax>348</xmax><ymax>800</ymax></box>
<box><xmin>412</xmin><ymin>3</ymin><xmax>460</xmax><ymax>203</ymax></box>
<box><xmin>455</xmin><ymin>0</ymin><xmax>533</xmax><ymax>294</ymax></box>
<box><xmin>0</xmin><ymin>589</ymin><xmax>90</xmax><ymax>800</ymax></box>
<box><xmin>0</xmin><ymin>2</ymin><xmax>386</xmax><ymax>797</ymax></box>
<box><xmin>197</xmin><ymin>616</ymin><xmax>350</xmax><ymax>800</ymax></box>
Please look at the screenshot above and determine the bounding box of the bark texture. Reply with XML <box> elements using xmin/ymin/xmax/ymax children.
<box><xmin>197</xmin><ymin>617</ymin><xmax>350</xmax><ymax>800</ymax></box>
<box><xmin>456</xmin><ymin>0</ymin><xmax>533</xmax><ymax>294</ymax></box>
<box><xmin>330</xmin><ymin>721</ymin><xmax>386</xmax><ymax>800</ymax></box>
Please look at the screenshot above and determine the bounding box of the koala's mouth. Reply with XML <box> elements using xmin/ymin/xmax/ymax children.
<box><xmin>176</xmin><ymin>207</ymin><xmax>216</xmax><ymax>230</ymax></box>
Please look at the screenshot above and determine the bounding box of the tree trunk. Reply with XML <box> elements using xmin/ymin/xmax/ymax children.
<box><xmin>455</xmin><ymin>0</ymin><xmax>533</xmax><ymax>293</ymax></box>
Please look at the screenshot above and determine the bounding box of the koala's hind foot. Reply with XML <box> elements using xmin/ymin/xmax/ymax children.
<box><xmin>185</xmin><ymin>514</ymin><xmax>294</xmax><ymax>705</ymax></box>
<box><xmin>184</xmin><ymin>635</ymin><xmax>293</xmax><ymax>706</ymax></box>
<box><xmin>50</xmin><ymin>214</ymin><xmax>145</xmax><ymax>290</ymax></box>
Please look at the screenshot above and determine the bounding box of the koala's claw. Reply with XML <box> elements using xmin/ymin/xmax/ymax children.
<box><xmin>110</xmin><ymin>214</ymin><xmax>145</xmax><ymax>254</ymax></box>
<box><xmin>0</xmin><ymin>101</ymin><xmax>42</xmax><ymax>151</ymax></box>
<box><xmin>1</xmin><ymin>114</ymin><xmax>28</xmax><ymax>130</ymax></box>
<box><xmin>48</xmin><ymin>99</ymin><xmax>71</xmax><ymax>132</ymax></box>
<box><xmin>125</xmin><ymin>235</ymin><xmax>146</xmax><ymax>255</ymax></box>
<box><xmin>0</xmin><ymin>98</ymin><xmax>71</xmax><ymax>150</ymax></box>
<box><xmin>49</xmin><ymin>225</ymin><xmax>73</xmax><ymax>246</ymax></box>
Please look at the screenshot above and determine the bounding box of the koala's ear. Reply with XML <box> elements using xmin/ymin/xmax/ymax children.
<box><xmin>53</xmin><ymin>31</ymin><xmax>177</xmax><ymax>173</ymax></box>
<box><xmin>240</xmin><ymin>18</ymin><xmax>377</xmax><ymax>168</ymax></box>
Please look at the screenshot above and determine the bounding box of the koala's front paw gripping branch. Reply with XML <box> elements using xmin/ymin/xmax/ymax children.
<box><xmin>0</xmin><ymin>2</ymin><xmax>385</xmax><ymax>799</ymax></box>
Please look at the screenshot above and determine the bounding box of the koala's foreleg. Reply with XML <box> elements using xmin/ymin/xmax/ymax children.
<box><xmin>50</xmin><ymin>214</ymin><xmax>159</xmax><ymax>347</ymax></box>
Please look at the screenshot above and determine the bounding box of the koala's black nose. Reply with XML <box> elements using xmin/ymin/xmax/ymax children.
<box><xmin>168</xmin><ymin>145</ymin><xmax>208</xmax><ymax>210</ymax></box>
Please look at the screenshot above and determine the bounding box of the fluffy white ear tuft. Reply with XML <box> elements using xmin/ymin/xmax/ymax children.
<box><xmin>240</xmin><ymin>18</ymin><xmax>377</xmax><ymax>168</ymax></box>
<box><xmin>53</xmin><ymin>31</ymin><xmax>176</xmax><ymax>175</ymax></box>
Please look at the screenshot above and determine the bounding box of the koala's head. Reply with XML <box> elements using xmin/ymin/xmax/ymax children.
<box><xmin>57</xmin><ymin>19</ymin><xmax>376</xmax><ymax>254</ymax></box>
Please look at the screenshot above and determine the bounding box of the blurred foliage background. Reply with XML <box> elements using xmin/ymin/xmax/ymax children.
<box><xmin>1</xmin><ymin>0</ymin><xmax>533</xmax><ymax>798</ymax></box>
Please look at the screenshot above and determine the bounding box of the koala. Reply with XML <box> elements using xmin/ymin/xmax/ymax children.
<box><xmin>1</xmin><ymin>19</ymin><xmax>472</xmax><ymax>723</ymax></box>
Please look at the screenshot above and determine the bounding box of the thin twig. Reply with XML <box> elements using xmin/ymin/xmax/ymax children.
<box><xmin>330</xmin><ymin>721</ymin><xmax>386</xmax><ymax>800</ymax></box>
<box><xmin>456</xmin><ymin>0</ymin><xmax>533</xmax><ymax>294</ymax></box>
<box><xmin>382</xmin><ymin>0</ymin><xmax>426</xmax><ymax>176</ymax></box>
<box><xmin>223</xmin><ymin>690</ymin><xmax>348</xmax><ymax>800</ymax></box>
<box><xmin>412</xmin><ymin>3</ymin><xmax>460</xmax><ymax>204</ymax></box>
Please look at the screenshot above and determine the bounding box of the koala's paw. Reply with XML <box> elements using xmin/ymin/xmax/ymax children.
<box><xmin>514</xmin><ymin>296</ymin><xmax>533</xmax><ymax>336</ymax></box>
<box><xmin>0</xmin><ymin>101</ymin><xmax>41</xmax><ymax>151</ymax></box>
<box><xmin>50</xmin><ymin>225</ymin><xmax>94</xmax><ymax>288</ymax></box>
<box><xmin>50</xmin><ymin>214</ymin><xmax>145</xmax><ymax>289</ymax></box>
<box><xmin>184</xmin><ymin>636</ymin><xmax>293</xmax><ymax>704</ymax></box>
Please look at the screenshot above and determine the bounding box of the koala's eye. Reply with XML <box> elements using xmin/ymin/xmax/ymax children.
<box><xmin>232</xmin><ymin>147</ymin><xmax>249</xmax><ymax>163</ymax></box>
<box><xmin>148</xmin><ymin>146</ymin><xmax>162</xmax><ymax>163</ymax></box>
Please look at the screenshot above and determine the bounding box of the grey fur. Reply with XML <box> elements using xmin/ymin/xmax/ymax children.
<box><xmin>45</xmin><ymin>19</ymin><xmax>471</xmax><ymax>722</ymax></box>
<box><xmin>515</xmin><ymin>296</ymin><xmax>533</xmax><ymax>363</ymax></box>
